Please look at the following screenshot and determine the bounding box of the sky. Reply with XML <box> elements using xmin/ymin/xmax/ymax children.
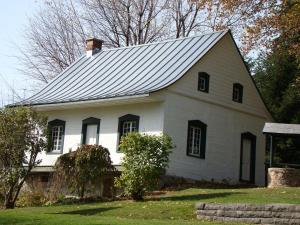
<box><xmin>0</xmin><ymin>0</ymin><xmax>40</xmax><ymax>106</ymax></box>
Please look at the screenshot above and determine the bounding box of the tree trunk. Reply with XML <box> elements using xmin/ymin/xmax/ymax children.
<box><xmin>4</xmin><ymin>189</ymin><xmax>15</xmax><ymax>209</ymax></box>
<box><xmin>80</xmin><ymin>185</ymin><xmax>85</xmax><ymax>199</ymax></box>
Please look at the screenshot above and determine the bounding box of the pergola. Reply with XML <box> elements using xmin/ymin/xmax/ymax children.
<box><xmin>263</xmin><ymin>122</ymin><xmax>300</xmax><ymax>167</ymax></box>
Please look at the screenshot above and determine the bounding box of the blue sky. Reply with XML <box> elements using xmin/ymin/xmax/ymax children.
<box><xmin>0</xmin><ymin>0</ymin><xmax>39</xmax><ymax>106</ymax></box>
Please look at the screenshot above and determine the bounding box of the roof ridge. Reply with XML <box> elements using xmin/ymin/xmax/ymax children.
<box><xmin>98</xmin><ymin>29</ymin><xmax>229</xmax><ymax>53</ymax></box>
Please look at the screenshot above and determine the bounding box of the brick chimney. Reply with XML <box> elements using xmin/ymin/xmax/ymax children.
<box><xmin>86</xmin><ymin>38</ymin><xmax>103</xmax><ymax>57</ymax></box>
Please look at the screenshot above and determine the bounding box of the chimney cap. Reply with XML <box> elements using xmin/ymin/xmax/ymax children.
<box><xmin>85</xmin><ymin>37</ymin><xmax>104</xmax><ymax>43</ymax></box>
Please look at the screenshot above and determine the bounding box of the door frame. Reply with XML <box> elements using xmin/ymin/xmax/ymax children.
<box><xmin>239</xmin><ymin>132</ymin><xmax>256</xmax><ymax>183</ymax></box>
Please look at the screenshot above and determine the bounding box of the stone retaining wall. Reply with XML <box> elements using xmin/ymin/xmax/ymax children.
<box><xmin>196</xmin><ymin>202</ymin><xmax>300</xmax><ymax>224</ymax></box>
<box><xmin>268</xmin><ymin>168</ymin><xmax>300</xmax><ymax>188</ymax></box>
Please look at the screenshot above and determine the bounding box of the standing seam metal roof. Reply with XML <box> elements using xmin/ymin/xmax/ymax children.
<box><xmin>19</xmin><ymin>30</ymin><xmax>228</xmax><ymax>106</ymax></box>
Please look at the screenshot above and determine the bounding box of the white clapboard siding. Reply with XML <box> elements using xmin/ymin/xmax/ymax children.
<box><xmin>168</xmin><ymin>33</ymin><xmax>271</xmax><ymax>120</ymax></box>
<box><xmin>162</xmin><ymin>33</ymin><xmax>271</xmax><ymax>186</ymax></box>
<box><xmin>38</xmin><ymin>102</ymin><xmax>164</xmax><ymax>166</ymax></box>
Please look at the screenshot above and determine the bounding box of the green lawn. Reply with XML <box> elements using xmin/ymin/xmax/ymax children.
<box><xmin>0</xmin><ymin>187</ymin><xmax>299</xmax><ymax>225</ymax></box>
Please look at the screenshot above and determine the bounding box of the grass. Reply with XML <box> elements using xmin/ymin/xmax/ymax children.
<box><xmin>0</xmin><ymin>187</ymin><xmax>299</xmax><ymax>225</ymax></box>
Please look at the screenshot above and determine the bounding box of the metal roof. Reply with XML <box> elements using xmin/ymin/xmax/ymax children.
<box><xmin>263</xmin><ymin>123</ymin><xmax>300</xmax><ymax>135</ymax></box>
<box><xmin>16</xmin><ymin>30</ymin><xmax>228</xmax><ymax>106</ymax></box>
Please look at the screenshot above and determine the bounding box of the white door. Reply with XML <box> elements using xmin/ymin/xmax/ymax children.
<box><xmin>86</xmin><ymin>124</ymin><xmax>98</xmax><ymax>145</ymax></box>
<box><xmin>241</xmin><ymin>139</ymin><xmax>251</xmax><ymax>181</ymax></box>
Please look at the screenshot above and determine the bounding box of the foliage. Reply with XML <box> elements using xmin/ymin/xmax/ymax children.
<box><xmin>244</xmin><ymin>0</ymin><xmax>300</xmax><ymax>59</ymax></box>
<box><xmin>254</xmin><ymin>33</ymin><xmax>300</xmax><ymax>165</ymax></box>
<box><xmin>254</xmin><ymin>50</ymin><xmax>300</xmax><ymax>123</ymax></box>
<box><xmin>16</xmin><ymin>190</ymin><xmax>48</xmax><ymax>208</ymax></box>
<box><xmin>55</xmin><ymin>145</ymin><xmax>115</xmax><ymax>198</ymax></box>
<box><xmin>0</xmin><ymin>107</ymin><xmax>48</xmax><ymax>209</ymax></box>
<box><xmin>115</xmin><ymin>133</ymin><xmax>173</xmax><ymax>200</ymax></box>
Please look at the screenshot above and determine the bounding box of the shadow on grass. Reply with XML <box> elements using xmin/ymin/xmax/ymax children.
<box><xmin>147</xmin><ymin>192</ymin><xmax>244</xmax><ymax>202</ymax></box>
<box><xmin>51</xmin><ymin>206</ymin><xmax>120</xmax><ymax>216</ymax></box>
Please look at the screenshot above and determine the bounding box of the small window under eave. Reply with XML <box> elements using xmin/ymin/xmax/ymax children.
<box><xmin>198</xmin><ymin>72</ymin><xmax>210</xmax><ymax>93</ymax></box>
<box><xmin>232</xmin><ymin>83</ymin><xmax>243</xmax><ymax>103</ymax></box>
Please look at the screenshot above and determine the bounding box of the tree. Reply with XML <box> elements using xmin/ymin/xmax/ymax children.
<box><xmin>254</xmin><ymin>34</ymin><xmax>300</xmax><ymax>165</ymax></box>
<box><xmin>54</xmin><ymin>145</ymin><xmax>115</xmax><ymax>198</ymax></box>
<box><xmin>115</xmin><ymin>133</ymin><xmax>173</xmax><ymax>200</ymax></box>
<box><xmin>0</xmin><ymin>107</ymin><xmax>47</xmax><ymax>209</ymax></box>
<box><xmin>243</xmin><ymin>0</ymin><xmax>300</xmax><ymax>59</ymax></box>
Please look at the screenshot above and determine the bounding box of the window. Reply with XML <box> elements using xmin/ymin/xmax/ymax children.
<box><xmin>198</xmin><ymin>72</ymin><xmax>210</xmax><ymax>93</ymax></box>
<box><xmin>81</xmin><ymin>117</ymin><xmax>100</xmax><ymax>145</ymax></box>
<box><xmin>48</xmin><ymin>119</ymin><xmax>65</xmax><ymax>153</ymax></box>
<box><xmin>118</xmin><ymin>114</ymin><xmax>139</xmax><ymax>149</ymax></box>
<box><xmin>232</xmin><ymin>83</ymin><xmax>243</xmax><ymax>103</ymax></box>
<box><xmin>40</xmin><ymin>175</ymin><xmax>49</xmax><ymax>183</ymax></box>
<box><xmin>186</xmin><ymin>120</ymin><xmax>207</xmax><ymax>158</ymax></box>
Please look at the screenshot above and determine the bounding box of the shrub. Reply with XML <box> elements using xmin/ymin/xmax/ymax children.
<box><xmin>115</xmin><ymin>133</ymin><xmax>173</xmax><ymax>200</ymax></box>
<box><xmin>55</xmin><ymin>145</ymin><xmax>115</xmax><ymax>198</ymax></box>
<box><xmin>16</xmin><ymin>190</ymin><xmax>48</xmax><ymax>207</ymax></box>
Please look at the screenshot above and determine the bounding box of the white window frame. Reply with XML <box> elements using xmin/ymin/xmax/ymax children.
<box><xmin>188</xmin><ymin>126</ymin><xmax>202</xmax><ymax>157</ymax></box>
<box><xmin>51</xmin><ymin>125</ymin><xmax>63</xmax><ymax>152</ymax></box>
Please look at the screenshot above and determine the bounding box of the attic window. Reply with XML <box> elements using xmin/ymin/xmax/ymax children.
<box><xmin>232</xmin><ymin>83</ymin><xmax>243</xmax><ymax>103</ymax></box>
<box><xmin>48</xmin><ymin>119</ymin><xmax>65</xmax><ymax>153</ymax></box>
<box><xmin>187</xmin><ymin>120</ymin><xmax>207</xmax><ymax>159</ymax></box>
<box><xmin>198</xmin><ymin>72</ymin><xmax>209</xmax><ymax>93</ymax></box>
<box><xmin>118</xmin><ymin>114</ymin><xmax>139</xmax><ymax>151</ymax></box>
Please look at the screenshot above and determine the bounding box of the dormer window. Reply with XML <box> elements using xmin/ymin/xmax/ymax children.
<box><xmin>198</xmin><ymin>72</ymin><xmax>209</xmax><ymax>93</ymax></box>
<box><xmin>232</xmin><ymin>83</ymin><xmax>243</xmax><ymax>103</ymax></box>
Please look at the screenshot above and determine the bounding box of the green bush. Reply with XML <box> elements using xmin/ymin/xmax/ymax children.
<box><xmin>115</xmin><ymin>133</ymin><xmax>173</xmax><ymax>200</ymax></box>
<box><xmin>55</xmin><ymin>145</ymin><xmax>115</xmax><ymax>198</ymax></box>
<box><xmin>16</xmin><ymin>190</ymin><xmax>48</xmax><ymax>207</ymax></box>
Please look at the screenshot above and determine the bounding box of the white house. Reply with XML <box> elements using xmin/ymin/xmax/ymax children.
<box><xmin>16</xmin><ymin>30</ymin><xmax>272</xmax><ymax>186</ymax></box>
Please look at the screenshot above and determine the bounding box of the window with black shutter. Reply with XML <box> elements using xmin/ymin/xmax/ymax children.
<box><xmin>232</xmin><ymin>83</ymin><xmax>243</xmax><ymax>103</ymax></box>
<box><xmin>48</xmin><ymin>119</ymin><xmax>65</xmax><ymax>153</ymax></box>
<box><xmin>81</xmin><ymin>117</ymin><xmax>100</xmax><ymax>145</ymax></box>
<box><xmin>198</xmin><ymin>72</ymin><xmax>210</xmax><ymax>93</ymax></box>
<box><xmin>118</xmin><ymin>114</ymin><xmax>139</xmax><ymax>151</ymax></box>
<box><xmin>186</xmin><ymin>120</ymin><xmax>207</xmax><ymax>159</ymax></box>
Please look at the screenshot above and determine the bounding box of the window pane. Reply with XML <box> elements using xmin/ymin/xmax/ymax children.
<box><xmin>233</xmin><ymin>87</ymin><xmax>239</xmax><ymax>101</ymax></box>
<box><xmin>86</xmin><ymin>124</ymin><xmax>98</xmax><ymax>145</ymax></box>
<box><xmin>199</xmin><ymin>77</ymin><xmax>206</xmax><ymax>90</ymax></box>
<box><xmin>188</xmin><ymin>126</ymin><xmax>201</xmax><ymax>156</ymax></box>
<box><xmin>122</xmin><ymin>121</ymin><xmax>137</xmax><ymax>136</ymax></box>
<box><xmin>52</xmin><ymin>125</ymin><xmax>63</xmax><ymax>151</ymax></box>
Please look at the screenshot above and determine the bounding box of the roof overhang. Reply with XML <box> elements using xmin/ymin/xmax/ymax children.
<box><xmin>27</xmin><ymin>93</ymin><xmax>165</xmax><ymax>111</ymax></box>
<box><xmin>263</xmin><ymin>122</ymin><xmax>300</xmax><ymax>136</ymax></box>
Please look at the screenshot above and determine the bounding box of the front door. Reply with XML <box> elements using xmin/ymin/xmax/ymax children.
<box><xmin>240</xmin><ymin>132</ymin><xmax>256</xmax><ymax>183</ymax></box>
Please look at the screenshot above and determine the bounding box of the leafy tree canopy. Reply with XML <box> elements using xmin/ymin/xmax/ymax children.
<box><xmin>0</xmin><ymin>107</ymin><xmax>48</xmax><ymax>209</ymax></box>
